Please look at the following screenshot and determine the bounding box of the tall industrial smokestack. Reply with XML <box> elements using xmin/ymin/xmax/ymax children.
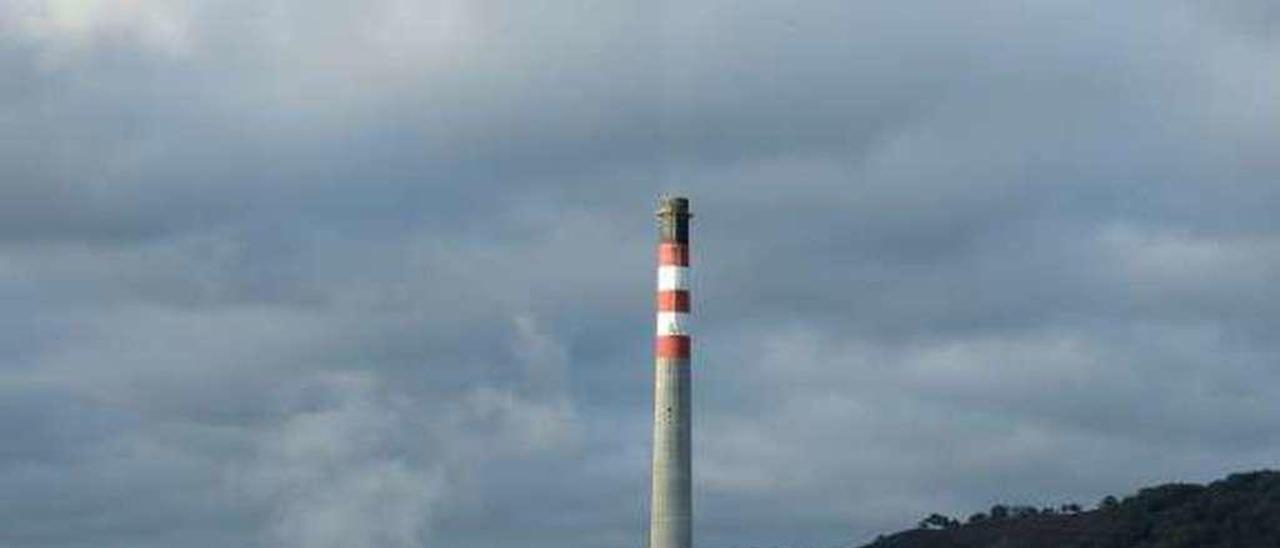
<box><xmin>649</xmin><ymin>196</ymin><xmax>693</xmax><ymax>548</ymax></box>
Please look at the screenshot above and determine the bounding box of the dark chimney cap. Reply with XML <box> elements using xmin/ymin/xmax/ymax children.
<box><xmin>657</xmin><ymin>195</ymin><xmax>692</xmax><ymax>218</ymax></box>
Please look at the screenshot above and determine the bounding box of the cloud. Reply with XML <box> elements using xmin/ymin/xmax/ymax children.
<box><xmin>237</xmin><ymin>372</ymin><xmax>444</xmax><ymax>548</ymax></box>
<box><xmin>7</xmin><ymin>0</ymin><xmax>194</xmax><ymax>58</ymax></box>
<box><xmin>2</xmin><ymin>1</ymin><xmax>1279</xmax><ymax>547</ymax></box>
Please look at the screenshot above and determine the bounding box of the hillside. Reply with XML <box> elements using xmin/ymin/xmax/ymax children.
<box><xmin>862</xmin><ymin>471</ymin><xmax>1280</xmax><ymax>548</ymax></box>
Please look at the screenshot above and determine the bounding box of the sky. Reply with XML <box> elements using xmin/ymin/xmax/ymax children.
<box><xmin>1</xmin><ymin>1</ymin><xmax>1279</xmax><ymax>547</ymax></box>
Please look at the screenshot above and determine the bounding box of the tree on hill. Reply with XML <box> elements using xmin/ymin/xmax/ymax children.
<box><xmin>916</xmin><ymin>513</ymin><xmax>960</xmax><ymax>530</ymax></box>
<box><xmin>988</xmin><ymin>505</ymin><xmax>1009</xmax><ymax>520</ymax></box>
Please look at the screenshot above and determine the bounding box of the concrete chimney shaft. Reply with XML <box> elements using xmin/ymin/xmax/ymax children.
<box><xmin>649</xmin><ymin>196</ymin><xmax>692</xmax><ymax>548</ymax></box>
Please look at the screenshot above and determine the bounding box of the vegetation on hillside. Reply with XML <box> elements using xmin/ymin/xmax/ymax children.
<box><xmin>863</xmin><ymin>470</ymin><xmax>1280</xmax><ymax>548</ymax></box>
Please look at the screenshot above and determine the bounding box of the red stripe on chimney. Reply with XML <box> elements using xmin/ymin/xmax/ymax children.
<box><xmin>655</xmin><ymin>335</ymin><xmax>691</xmax><ymax>359</ymax></box>
<box><xmin>658</xmin><ymin>243</ymin><xmax>689</xmax><ymax>266</ymax></box>
<box><xmin>657</xmin><ymin>290</ymin><xmax>691</xmax><ymax>312</ymax></box>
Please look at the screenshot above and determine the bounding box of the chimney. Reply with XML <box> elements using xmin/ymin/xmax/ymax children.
<box><xmin>649</xmin><ymin>195</ymin><xmax>693</xmax><ymax>548</ymax></box>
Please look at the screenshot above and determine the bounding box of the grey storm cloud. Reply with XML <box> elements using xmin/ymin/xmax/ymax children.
<box><xmin>1</xmin><ymin>1</ymin><xmax>1279</xmax><ymax>547</ymax></box>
